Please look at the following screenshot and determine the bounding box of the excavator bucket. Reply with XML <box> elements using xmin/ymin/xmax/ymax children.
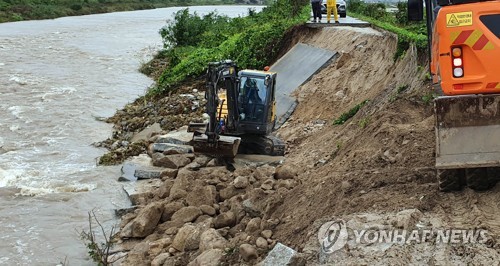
<box><xmin>192</xmin><ymin>134</ymin><xmax>241</xmax><ymax>158</ymax></box>
<box><xmin>435</xmin><ymin>94</ymin><xmax>500</xmax><ymax>169</ymax></box>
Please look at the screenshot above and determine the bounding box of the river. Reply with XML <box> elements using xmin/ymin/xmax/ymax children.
<box><xmin>0</xmin><ymin>5</ymin><xmax>261</xmax><ymax>265</ymax></box>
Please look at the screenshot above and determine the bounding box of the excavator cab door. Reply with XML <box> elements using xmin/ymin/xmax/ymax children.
<box><xmin>237</xmin><ymin>74</ymin><xmax>275</xmax><ymax>134</ymax></box>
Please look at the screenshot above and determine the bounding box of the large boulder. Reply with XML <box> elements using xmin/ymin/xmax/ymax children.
<box><xmin>186</xmin><ymin>185</ymin><xmax>217</xmax><ymax>207</ymax></box>
<box><xmin>131</xmin><ymin>123</ymin><xmax>162</xmax><ymax>143</ymax></box>
<box><xmin>157</xmin><ymin>179</ymin><xmax>175</xmax><ymax>199</ymax></box>
<box><xmin>169</xmin><ymin>175</ymin><xmax>190</xmax><ymax>200</ymax></box>
<box><xmin>121</xmin><ymin>242</ymin><xmax>151</xmax><ymax>266</ymax></box>
<box><xmin>161</xmin><ymin>201</ymin><xmax>185</xmax><ymax>222</ymax></box>
<box><xmin>122</xmin><ymin>179</ymin><xmax>162</xmax><ymax>206</ymax></box>
<box><xmin>171</xmin><ymin>206</ymin><xmax>203</xmax><ymax>223</ymax></box>
<box><xmin>199</xmin><ymin>228</ymin><xmax>229</xmax><ymax>252</ymax></box>
<box><xmin>121</xmin><ymin>202</ymin><xmax>163</xmax><ymax>238</ymax></box>
<box><xmin>161</xmin><ymin>168</ymin><xmax>178</xmax><ymax>180</ymax></box>
<box><xmin>187</xmin><ymin>249</ymin><xmax>223</xmax><ymax>266</ymax></box>
<box><xmin>239</xmin><ymin>243</ymin><xmax>258</xmax><ymax>262</ymax></box>
<box><xmin>152</xmin><ymin>153</ymin><xmax>192</xmax><ymax>169</ymax></box>
<box><xmin>151</xmin><ymin>253</ymin><xmax>171</xmax><ymax>266</ymax></box>
<box><xmin>171</xmin><ymin>224</ymin><xmax>202</xmax><ymax>252</ymax></box>
<box><xmin>261</xmin><ymin>242</ymin><xmax>297</xmax><ymax>266</ymax></box>
<box><xmin>242</xmin><ymin>188</ymin><xmax>268</xmax><ymax>217</ymax></box>
<box><xmin>274</xmin><ymin>165</ymin><xmax>297</xmax><ymax>180</ymax></box>
<box><xmin>155</xmin><ymin>126</ymin><xmax>192</xmax><ymax>145</ymax></box>
<box><xmin>219</xmin><ymin>186</ymin><xmax>245</xmax><ymax>201</ymax></box>
<box><xmin>134</xmin><ymin>168</ymin><xmax>163</xmax><ymax>180</ymax></box>
<box><xmin>149</xmin><ymin>143</ymin><xmax>193</xmax><ymax>155</ymax></box>
<box><xmin>245</xmin><ymin>217</ymin><xmax>262</xmax><ymax>236</ymax></box>
<box><xmin>214</xmin><ymin>211</ymin><xmax>237</xmax><ymax>229</ymax></box>
<box><xmin>148</xmin><ymin>237</ymin><xmax>172</xmax><ymax>257</ymax></box>
<box><xmin>233</xmin><ymin>176</ymin><xmax>249</xmax><ymax>189</ymax></box>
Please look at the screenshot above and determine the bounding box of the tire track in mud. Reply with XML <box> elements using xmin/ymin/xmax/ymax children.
<box><xmin>435</xmin><ymin>187</ymin><xmax>500</xmax><ymax>234</ymax></box>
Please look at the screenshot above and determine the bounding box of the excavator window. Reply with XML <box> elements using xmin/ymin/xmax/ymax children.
<box><xmin>238</xmin><ymin>76</ymin><xmax>268</xmax><ymax>122</ymax></box>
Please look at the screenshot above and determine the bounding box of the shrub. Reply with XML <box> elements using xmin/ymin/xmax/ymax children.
<box><xmin>152</xmin><ymin>0</ymin><xmax>310</xmax><ymax>95</ymax></box>
<box><xmin>395</xmin><ymin>1</ymin><xmax>408</xmax><ymax>25</ymax></box>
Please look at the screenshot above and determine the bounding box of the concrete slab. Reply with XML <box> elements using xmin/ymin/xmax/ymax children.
<box><xmin>306</xmin><ymin>15</ymin><xmax>370</xmax><ymax>28</ymax></box>
<box><xmin>270</xmin><ymin>43</ymin><xmax>337</xmax><ymax>128</ymax></box>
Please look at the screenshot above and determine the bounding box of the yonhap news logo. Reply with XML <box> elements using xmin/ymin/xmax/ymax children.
<box><xmin>318</xmin><ymin>219</ymin><xmax>491</xmax><ymax>254</ymax></box>
<box><xmin>318</xmin><ymin>220</ymin><xmax>349</xmax><ymax>253</ymax></box>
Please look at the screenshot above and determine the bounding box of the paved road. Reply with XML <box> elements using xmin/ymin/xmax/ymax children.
<box><xmin>306</xmin><ymin>15</ymin><xmax>370</xmax><ymax>27</ymax></box>
<box><xmin>270</xmin><ymin>44</ymin><xmax>337</xmax><ymax>128</ymax></box>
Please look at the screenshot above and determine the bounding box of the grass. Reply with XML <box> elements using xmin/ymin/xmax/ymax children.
<box><xmin>358</xmin><ymin>116</ymin><xmax>370</xmax><ymax>128</ymax></box>
<box><xmin>333</xmin><ymin>100</ymin><xmax>369</xmax><ymax>125</ymax></box>
<box><xmin>346</xmin><ymin>0</ymin><xmax>427</xmax><ymax>59</ymax></box>
<box><xmin>421</xmin><ymin>92</ymin><xmax>437</xmax><ymax>104</ymax></box>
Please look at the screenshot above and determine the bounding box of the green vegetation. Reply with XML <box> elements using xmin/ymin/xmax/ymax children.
<box><xmin>358</xmin><ymin>116</ymin><xmax>370</xmax><ymax>128</ymax></box>
<box><xmin>421</xmin><ymin>91</ymin><xmax>437</xmax><ymax>104</ymax></box>
<box><xmin>80</xmin><ymin>210</ymin><xmax>119</xmax><ymax>266</ymax></box>
<box><xmin>149</xmin><ymin>0</ymin><xmax>309</xmax><ymax>95</ymax></box>
<box><xmin>0</xmin><ymin>0</ymin><xmax>272</xmax><ymax>23</ymax></box>
<box><xmin>347</xmin><ymin>0</ymin><xmax>427</xmax><ymax>59</ymax></box>
<box><xmin>389</xmin><ymin>84</ymin><xmax>409</xmax><ymax>102</ymax></box>
<box><xmin>397</xmin><ymin>84</ymin><xmax>409</xmax><ymax>93</ymax></box>
<box><xmin>333</xmin><ymin>100</ymin><xmax>369</xmax><ymax>125</ymax></box>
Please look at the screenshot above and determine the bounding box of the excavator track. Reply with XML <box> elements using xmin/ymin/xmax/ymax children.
<box><xmin>239</xmin><ymin>134</ymin><xmax>285</xmax><ymax>156</ymax></box>
<box><xmin>437</xmin><ymin>167</ymin><xmax>500</xmax><ymax>191</ymax></box>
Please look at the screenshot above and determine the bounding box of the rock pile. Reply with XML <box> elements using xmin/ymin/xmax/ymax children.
<box><xmin>116</xmin><ymin>128</ymin><xmax>299</xmax><ymax>265</ymax></box>
<box><xmin>96</xmin><ymin>86</ymin><xmax>207</xmax><ymax>165</ymax></box>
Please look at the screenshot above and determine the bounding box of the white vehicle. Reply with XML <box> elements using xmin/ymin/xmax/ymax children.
<box><xmin>321</xmin><ymin>0</ymin><xmax>347</xmax><ymax>18</ymax></box>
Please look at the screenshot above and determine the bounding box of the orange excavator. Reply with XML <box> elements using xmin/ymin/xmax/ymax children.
<box><xmin>409</xmin><ymin>0</ymin><xmax>500</xmax><ymax>191</ymax></box>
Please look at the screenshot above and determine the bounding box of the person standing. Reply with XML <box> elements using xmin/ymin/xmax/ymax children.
<box><xmin>311</xmin><ymin>0</ymin><xmax>322</xmax><ymax>23</ymax></box>
<box><xmin>326</xmin><ymin>0</ymin><xmax>339</xmax><ymax>23</ymax></box>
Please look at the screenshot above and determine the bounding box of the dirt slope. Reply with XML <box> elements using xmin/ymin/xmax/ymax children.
<box><xmin>266</xmin><ymin>26</ymin><xmax>500</xmax><ymax>264</ymax></box>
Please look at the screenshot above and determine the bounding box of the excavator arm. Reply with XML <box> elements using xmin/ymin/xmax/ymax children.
<box><xmin>192</xmin><ymin>60</ymin><xmax>242</xmax><ymax>158</ymax></box>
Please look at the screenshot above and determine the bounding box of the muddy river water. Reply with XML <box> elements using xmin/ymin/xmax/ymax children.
<box><xmin>0</xmin><ymin>5</ymin><xmax>260</xmax><ymax>264</ymax></box>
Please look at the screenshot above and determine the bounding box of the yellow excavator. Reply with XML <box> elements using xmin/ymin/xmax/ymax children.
<box><xmin>189</xmin><ymin>60</ymin><xmax>285</xmax><ymax>158</ymax></box>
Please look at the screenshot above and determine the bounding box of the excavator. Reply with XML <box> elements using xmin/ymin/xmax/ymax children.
<box><xmin>189</xmin><ymin>60</ymin><xmax>285</xmax><ymax>158</ymax></box>
<box><xmin>408</xmin><ymin>0</ymin><xmax>500</xmax><ymax>191</ymax></box>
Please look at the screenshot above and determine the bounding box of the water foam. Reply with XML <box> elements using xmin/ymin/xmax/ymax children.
<box><xmin>40</xmin><ymin>86</ymin><xmax>77</xmax><ymax>102</ymax></box>
<box><xmin>9</xmin><ymin>76</ymin><xmax>28</xmax><ymax>85</ymax></box>
<box><xmin>0</xmin><ymin>167</ymin><xmax>22</xmax><ymax>187</ymax></box>
<box><xmin>17</xmin><ymin>183</ymin><xmax>96</xmax><ymax>196</ymax></box>
<box><xmin>8</xmin><ymin>105</ymin><xmax>25</xmax><ymax>119</ymax></box>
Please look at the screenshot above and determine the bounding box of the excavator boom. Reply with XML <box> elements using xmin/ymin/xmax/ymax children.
<box><xmin>192</xmin><ymin>60</ymin><xmax>242</xmax><ymax>158</ymax></box>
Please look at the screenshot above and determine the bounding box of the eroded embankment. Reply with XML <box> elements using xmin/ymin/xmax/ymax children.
<box><xmin>113</xmin><ymin>26</ymin><xmax>500</xmax><ymax>265</ymax></box>
<box><xmin>271</xmin><ymin>26</ymin><xmax>500</xmax><ymax>264</ymax></box>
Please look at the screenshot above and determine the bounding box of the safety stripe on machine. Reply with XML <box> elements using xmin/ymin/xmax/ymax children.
<box><xmin>451</xmin><ymin>30</ymin><xmax>495</xmax><ymax>50</ymax></box>
<box><xmin>486</xmin><ymin>82</ymin><xmax>500</xmax><ymax>89</ymax></box>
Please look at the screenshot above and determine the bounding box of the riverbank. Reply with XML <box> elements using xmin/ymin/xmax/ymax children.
<box><xmin>107</xmin><ymin>23</ymin><xmax>500</xmax><ymax>264</ymax></box>
<box><xmin>0</xmin><ymin>0</ymin><xmax>261</xmax><ymax>23</ymax></box>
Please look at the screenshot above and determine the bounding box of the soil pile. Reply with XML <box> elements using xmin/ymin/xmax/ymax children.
<box><xmin>109</xmin><ymin>26</ymin><xmax>500</xmax><ymax>265</ymax></box>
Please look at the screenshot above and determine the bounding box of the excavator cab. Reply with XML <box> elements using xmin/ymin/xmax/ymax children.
<box><xmin>236</xmin><ymin>71</ymin><xmax>277</xmax><ymax>135</ymax></box>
